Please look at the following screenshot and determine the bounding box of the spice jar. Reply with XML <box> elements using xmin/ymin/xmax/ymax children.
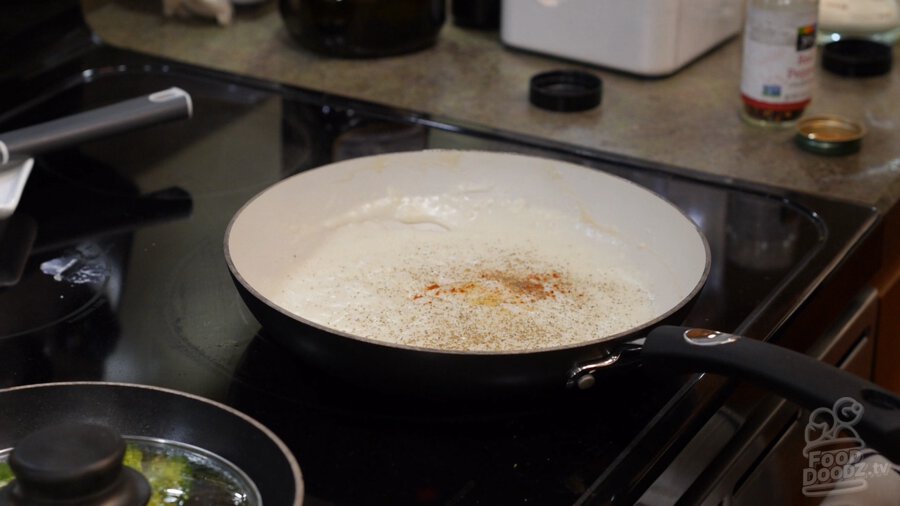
<box><xmin>740</xmin><ymin>0</ymin><xmax>820</xmax><ymax>127</ymax></box>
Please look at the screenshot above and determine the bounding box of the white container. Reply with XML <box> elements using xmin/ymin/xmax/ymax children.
<box><xmin>500</xmin><ymin>0</ymin><xmax>744</xmax><ymax>76</ymax></box>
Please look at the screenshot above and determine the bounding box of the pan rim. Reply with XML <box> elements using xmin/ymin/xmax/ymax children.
<box><xmin>224</xmin><ymin>149</ymin><xmax>712</xmax><ymax>356</ymax></box>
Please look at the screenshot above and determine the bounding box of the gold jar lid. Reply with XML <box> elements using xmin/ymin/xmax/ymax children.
<box><xmin>794</xmin><ymin>115</ymin><xmax>866</xmax><ymax>155</ymax></box>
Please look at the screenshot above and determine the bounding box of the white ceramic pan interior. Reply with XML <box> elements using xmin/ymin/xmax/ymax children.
<box><xmin>226</xmin><ymin>150</ymin><xmax>710</xmax><ymax>353</ymax></box>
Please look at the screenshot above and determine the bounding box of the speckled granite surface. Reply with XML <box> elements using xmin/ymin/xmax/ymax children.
<box><xmin>85</xmin><ymin>0</ymin><xmax>900</xmax><ymax>210</ymax></box>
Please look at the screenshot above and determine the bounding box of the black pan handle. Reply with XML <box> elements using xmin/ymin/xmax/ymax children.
<box><xmin>642</xmin><ymin>325</ymin><xmax>900</xmax><ymax>464</ymax></box>
<box><xmin>0</xmin><ymin>88</ymin><xmax>192</xmax><ymax>166</ymax></box>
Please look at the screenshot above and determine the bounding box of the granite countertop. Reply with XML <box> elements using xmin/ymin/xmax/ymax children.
<box><xmin>84</xmin><ymin>0</ymin><xmax>900</xmax><ymax>211</ymax></box>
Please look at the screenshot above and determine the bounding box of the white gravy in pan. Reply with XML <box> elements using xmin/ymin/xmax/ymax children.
<box><xmin>273</xmin><ymin>192</ymin><xmax>658</xmax><ymax>352</ymax></box>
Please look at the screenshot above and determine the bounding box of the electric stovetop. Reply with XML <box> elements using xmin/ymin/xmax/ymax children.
<box><xmin>0</xmin><ymin>45</ymin><xmax>878</xmax><ymax>505</ymax></box>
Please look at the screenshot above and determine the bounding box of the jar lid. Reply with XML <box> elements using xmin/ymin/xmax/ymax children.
<box><xmin>4</xmin><ymin>422</ymin><xmax>151</xmax><ymax>505</ymax></box>
<box><xmin>822</xmin><ymin>39</ymin><xmax>893</xmax><ymax>77</ymax></box>
<box><xmin>529</xmin><ymin>70</ymin><xmax>602</xmax><ymax>112</ymax></box>
<box><xmin>794</xmin><ymin>115</ymin><xmax>866</xmax><ymax>155</ymax></box>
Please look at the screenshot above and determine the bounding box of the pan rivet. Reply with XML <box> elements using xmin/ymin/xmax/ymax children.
<box><xmin>683</xmin><ymin>328</ymin><xmax>740</xmax><ymax>346</ymax></box>
<box><xmin>576</xmin><ymin>374</ymin><xmax>596</xmax><ymax>390</ymax></box>
<box><xmin>684</xmin><ymin>329</ymin><xmax>719</xmax><ymax>340</ymax></box>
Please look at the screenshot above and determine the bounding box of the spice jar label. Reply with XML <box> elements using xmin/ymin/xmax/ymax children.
<box><xmin>741</xmin><ymin>7</ymin><xmax>818</xmax><ymax>110</ymax></box>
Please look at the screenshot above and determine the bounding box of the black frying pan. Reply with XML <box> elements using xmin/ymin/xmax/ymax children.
<box><xmin>0</xmin><ymin>382</ymin><xmax>304</xmax><ymax>505</ymax></box>
<box><xmin>224</xmin><ymin>150</ymin><xmax>900</xmax><ymax>462</ymax></box>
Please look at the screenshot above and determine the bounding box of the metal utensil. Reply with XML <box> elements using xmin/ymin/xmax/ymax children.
<box><xmin>0</xmin><ymin>87</ymin><xmax>193</xmax><ymax>219</ymax></box>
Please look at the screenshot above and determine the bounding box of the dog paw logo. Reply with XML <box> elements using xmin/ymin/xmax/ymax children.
<box><xmin>802</xmin><ymin>397</ymin><xmax>868</xmax><ymax>497</ymax></box>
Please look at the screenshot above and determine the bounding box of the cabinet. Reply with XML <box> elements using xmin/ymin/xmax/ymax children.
<box><xmin>873</xmin><ymin>204</ymin><xmax>900</xmax><ymax>392</ymax></box>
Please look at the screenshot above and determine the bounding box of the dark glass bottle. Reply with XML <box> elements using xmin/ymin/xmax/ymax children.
<box><xmin>451</xmin><ymin>0</ymin><xmax>500</xmax><ymax>30</ymax></box>
<box><xmin>279</xmin><ymin>0</ymin><xmax>446</xmax><ymax>58</ymax></box>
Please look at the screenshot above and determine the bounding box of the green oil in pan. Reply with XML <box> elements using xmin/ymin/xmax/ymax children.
<box><xmin>0</xmin><ymin>460</ymin><xmax>11</xmax><ymax>488</ymax></box>
<box><xmin>0</xmin><ymin>437</ymin><xmax>261</xmax><ymax>506</ymax></box>
<box><xmin>124</xmin><ymin>437</ymin><xmax>261</xmax><ymax>506</ymax></box>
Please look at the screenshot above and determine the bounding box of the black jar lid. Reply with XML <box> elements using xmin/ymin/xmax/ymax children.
<box><xmin>822</xmin><ymin>39</ymin><xmax>893</xmax><ymax>77</ymax></box>
<box><xmin>529</xmin><ymin>70</ymin><xmax>602</xmax><ymax>112</ymax></box>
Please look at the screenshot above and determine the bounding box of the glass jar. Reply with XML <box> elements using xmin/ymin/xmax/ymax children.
<box><xmin>279</xmin><ymin>0</ymin><xmax>446</xmax><ymax>58</ymax></box>
<box><xmin>818</xmin><ymin>0</ymin><xmax>900</xmax><ymax>44</ymax></box>
<box><xmin>740</xmin><ymin>0</ymin><xmax>820</xmax><ymax>127</ymax></box>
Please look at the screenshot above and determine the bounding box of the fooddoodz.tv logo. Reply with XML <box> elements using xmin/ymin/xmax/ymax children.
<box><xmin>802</xmin><ymin>397</ymin><xmax>891</xmax><ymax>497</ymax></box>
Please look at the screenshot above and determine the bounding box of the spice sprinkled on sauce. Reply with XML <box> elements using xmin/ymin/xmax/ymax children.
<box><xmin>275</xmin><ymin>194</ymin><xmax>659</xmax><ymax>352</ymax></box>
<box><xmin>413</xmin><ymin>269</ymin><xmax>569</xmax><ymax>305</ymax></box>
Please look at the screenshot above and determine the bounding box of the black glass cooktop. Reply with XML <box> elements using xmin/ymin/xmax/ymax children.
<box><xmin>0</xmin><ymin>48</ymin><xmax>877</xmax><ymax>505</ymax></box>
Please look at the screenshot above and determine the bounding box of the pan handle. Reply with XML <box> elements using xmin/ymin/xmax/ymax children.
<box><xmin>641</xmin><ymin>325</ymin><xmax>900</xmax><ymax>464</ymax></box>
<box><xmin>0</xmin><ymin>88</ymin><xmax>193</xmax><ymax>166</ymax></box>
